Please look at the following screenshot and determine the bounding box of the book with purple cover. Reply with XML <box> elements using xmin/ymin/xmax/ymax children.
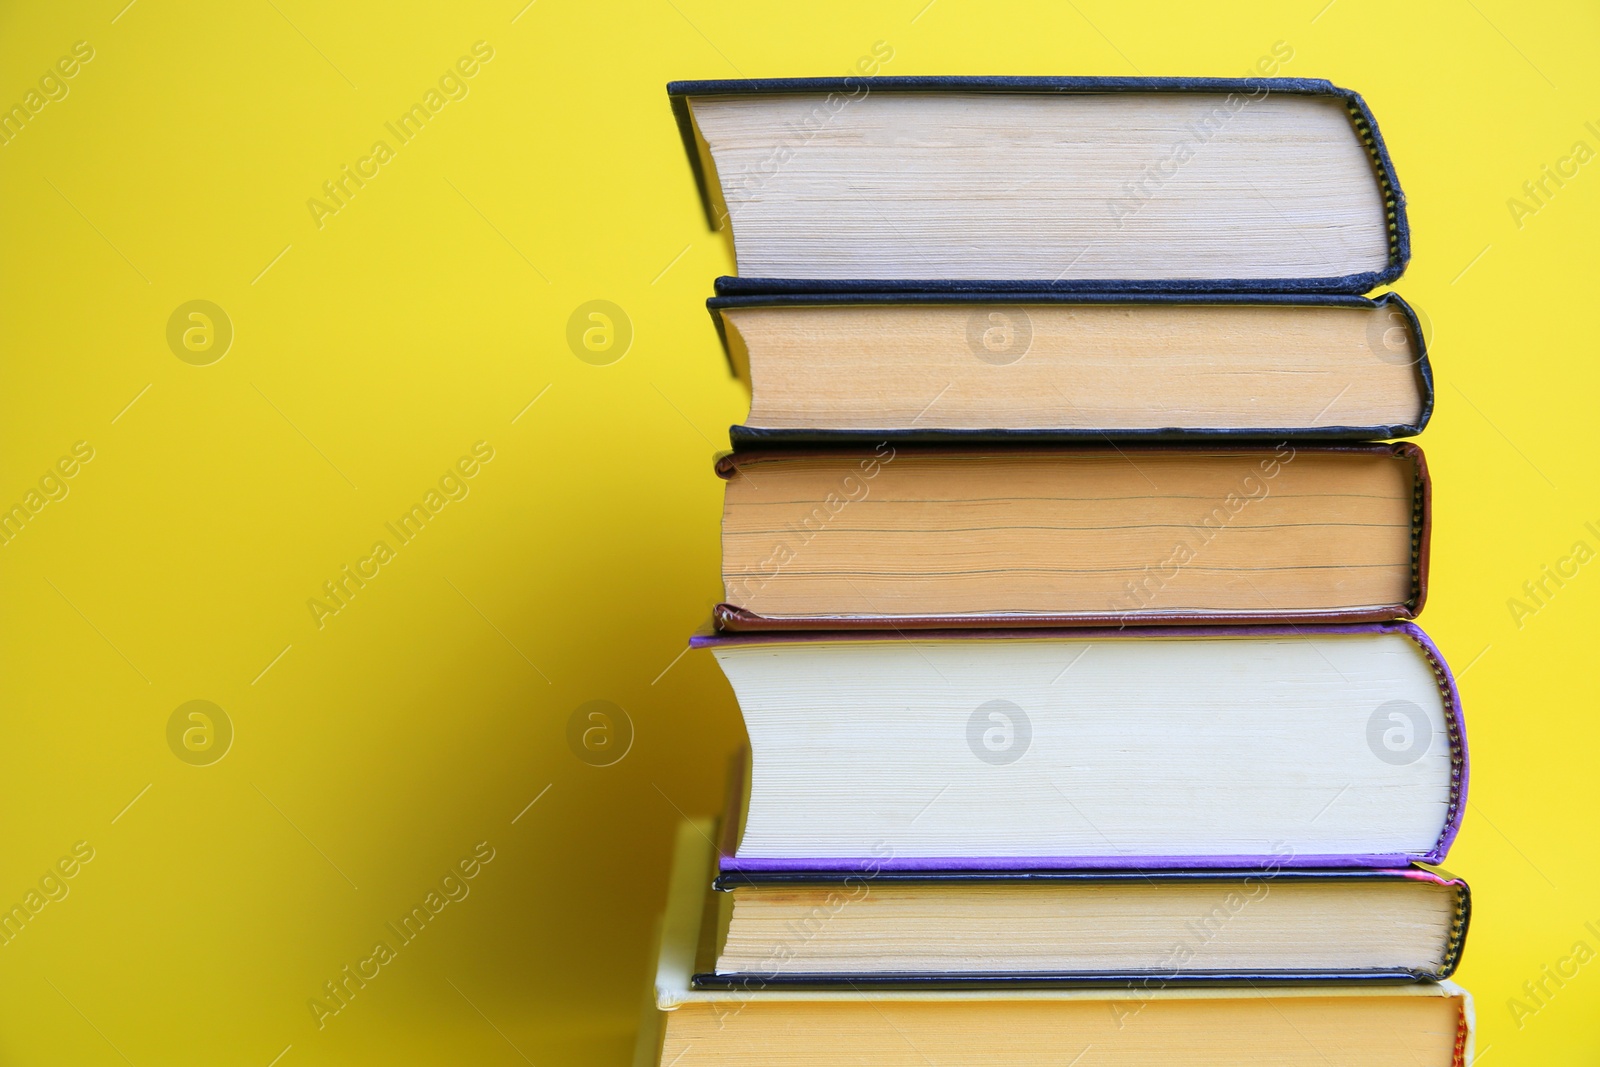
<box><xmin>693</xmin><ymin>622</ymin><xmax>1466</xmax><ymax>873</ymax></box>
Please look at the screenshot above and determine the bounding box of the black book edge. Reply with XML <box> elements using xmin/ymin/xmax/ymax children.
<box><xmin>694</xmin><ymin>871</ymin><xmax>1469</xmax><ymax>988</ymax></box>
<box><xmin>690</xmin><ymin>969</ymin><xmax>1439</xmax><ymax>991</ymax></box>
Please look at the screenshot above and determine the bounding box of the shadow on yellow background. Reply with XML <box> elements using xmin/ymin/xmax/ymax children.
<box><xmin>0</xmin><ymin>1</ymin><xmax>1595</xmax><ymax>1063</ymax></box>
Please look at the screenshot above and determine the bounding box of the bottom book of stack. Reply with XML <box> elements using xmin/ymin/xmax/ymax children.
<box><xmin>637</xmin><ymin>820</ymin><xmax>1474</xmax><ymax>1067</ymax></box>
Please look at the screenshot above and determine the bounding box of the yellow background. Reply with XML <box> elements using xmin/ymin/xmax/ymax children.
<box><xmin>0</xmin><ymin>0</ymin><xmax>1595</xmax><ymax>1063</ymax></box>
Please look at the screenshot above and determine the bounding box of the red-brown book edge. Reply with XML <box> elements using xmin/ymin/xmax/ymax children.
<box><xmin>714</xmin><ymin>442</ymin><xmax>1429</xmax><ymax>632</ymax></box>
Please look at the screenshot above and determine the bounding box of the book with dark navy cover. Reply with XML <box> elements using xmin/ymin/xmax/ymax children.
<box><xmin>707</xmin><ymin>290</ymin><xmax>1433</xmax><ymax>445</ymax></box>
<box><xmin>659</xmin><ymin>819</ymin><xmax>1472</xmax><ymax>1023</ymax></box>
<box><xmin>695</xmin><ymin>872</ymin><xmax>1470</xmax><ymax>989</ymax></box>
<box><xmin>668</xmin><ymin>76</ymin><xmax>1409</xmax><ymax>296</ymax></box>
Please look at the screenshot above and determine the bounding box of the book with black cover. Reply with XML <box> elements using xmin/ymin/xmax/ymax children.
<box><xmin>699</xmin><ymin>867</ymin><xmax>1469</xmax><ymax>989</ymax></box>
<box><xmin>710</xmin><ymin>290</ymin><xmax>1432</xmax><ymax>445</ymax></box>
<box><xmin>651</xmin><ymin>821</ymin><xmax>1477</xmax><ymax>1067</ymax></box>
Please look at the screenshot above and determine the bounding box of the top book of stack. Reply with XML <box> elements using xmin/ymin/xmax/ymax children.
<box><xmin>668</xmin><ymin>77</ymin><xmax>1407</xmax><ymax>295</ymax></box>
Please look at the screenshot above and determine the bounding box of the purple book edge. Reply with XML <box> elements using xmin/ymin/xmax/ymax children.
<box><xmin>718</xmin><ymin>853</ymin><xmax>1424</xmax><ymax>874</ymax></box>
<box><xmin>691</xmin><ymin>621</ymin><xmax>1469</xmax><ymax>872</ymax></box>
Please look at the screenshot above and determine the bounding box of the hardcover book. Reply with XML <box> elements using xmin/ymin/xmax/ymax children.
<box><xmin>713</xmin><ymin>291</ymin><xmax>1431</xmax><ymax>444</ymax></box>
<box><xmin>703</xmin><ymin>848</ymin><xmax>1469</xmax><ymax>986</ymax></box>
<box><xmin>668</xmin><ymin>77</ymin><xmax>1408</xmax><ymax>294</ymax></box>
<box><xmin>714</xmin><ymin>443</ymin><xmax>1429</xmax><ymax>630</ymax></box>
<box><xmin>649</xmin><ymin>822</ymin><xmax>1475</xmax><ymax>1067</ymax></box>
<box><xmin>692</xmin><ymin>623</ymin><xmax>1466</xmax><ymax>870</ymax></box>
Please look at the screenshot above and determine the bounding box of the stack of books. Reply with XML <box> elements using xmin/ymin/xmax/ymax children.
<box><xmin>642</xmin><ymin>75</ymin><xmax>1472</xmax><ymax>1067</ymax></box>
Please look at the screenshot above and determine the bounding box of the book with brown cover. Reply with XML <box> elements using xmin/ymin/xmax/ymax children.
<box><xmin>714</xmin><ymin>442</ymin><xmax>1429</xmax><ymax>631</ymax></box>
